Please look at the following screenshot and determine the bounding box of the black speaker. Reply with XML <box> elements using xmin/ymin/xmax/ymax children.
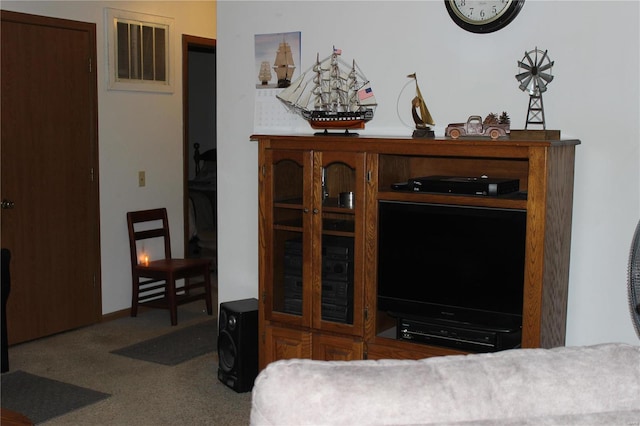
<box><xmin>217</xmin><ymin>298</ymin><xmax>259</xmax><ymax>393</ymax></box>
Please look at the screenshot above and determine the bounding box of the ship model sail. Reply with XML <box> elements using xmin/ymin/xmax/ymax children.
<box><xmin>277</xmin><ymin>47</ymin><xmax>377</xmax><ymax>132</ymax></box>
<box><xmin>273</xmin><ymin>40</ymin><xmax>295</xmax><ymax>88</ymax></box>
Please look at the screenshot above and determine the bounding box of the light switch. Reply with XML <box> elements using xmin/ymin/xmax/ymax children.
<box><xmin>138</xmin><ymin>171</ymin><xmax>146</xmax><ymax>187</ymax></box>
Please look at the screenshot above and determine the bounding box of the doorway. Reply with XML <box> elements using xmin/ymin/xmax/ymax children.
<box><xmin>182</xmin><ymin>36</ymin><xmax>217</xmax><ymax>266</ymax></box>
<box><xmin>1</xmin><ymin>11</ymin><xmax>101</xmax><ymax>345</ymax></box>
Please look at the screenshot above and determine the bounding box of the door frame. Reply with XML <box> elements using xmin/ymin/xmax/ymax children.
<box><xmin>182</xmin><ymin>35</ymin><xmax>216</xmax><ymax>255</ymax></box>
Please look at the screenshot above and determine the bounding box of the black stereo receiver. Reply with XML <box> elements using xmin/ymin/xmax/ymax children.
<box><xmin>322</xmin><ymin>258</ymin><xmax>352</xmax><ymax>282</ymax></box>
<box><xmin>321</xmin><ymin>302</ymin><xmax>350</xmax><ymax>323</ymax></box>
<box><xmin>397</xmin><ymin>318</ymin><xmax>521</xmax><ymax>353</ymax></box>
<box><xmin>398</xmin><ymin>175</ymin><xmax>520</xmax><ymax>196</ymax></box>
<box><xmin>321</xmin><ymin>280</ymin><xmax>350</xmax><ymax>304</ymax></box>
<box><xmin>282</xmin><ymin>235</ymin><xmax>354</xmax><ymax>323</ymax></box>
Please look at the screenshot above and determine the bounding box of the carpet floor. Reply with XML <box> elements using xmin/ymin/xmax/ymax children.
<box><xmin>2</xmin><ymin>293</ymin><xmax>252</xmax><ymax>425</ymax></box>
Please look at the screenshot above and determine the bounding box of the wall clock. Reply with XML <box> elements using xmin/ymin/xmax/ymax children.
<box><xmin>445</xmin><ymin>0</ymin><xmax>525</xmax><ymax>34</ymax></box>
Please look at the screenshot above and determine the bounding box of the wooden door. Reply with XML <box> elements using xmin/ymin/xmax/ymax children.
<box><xmin>1</xmin><ymin>11</ymin><xmax>101</xmax><ymax>344</ymax></box>
<box><xmin>261</xmin><ymin>149</ymin><xmax>314</xmax><ymax>329</ymax></box>
<box><xmin>314</xmin><ymin>151</ymin><xmax>366</xmax><ymax>337</ymax></box>
<box><xmin>263</xmin><ymin>324</ymin><xmax>311</xmax><ymax>369</ymax></box>
<box><xmin>312</xmin><ymin>333</ymin><xmax>363</xmax><ymax>361</ymax></box>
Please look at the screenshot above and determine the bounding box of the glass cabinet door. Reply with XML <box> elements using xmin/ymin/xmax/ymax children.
<box><xmin>264</xmin><ymin>149</ymin><xmax>313</xmax><ymax>327</ymax></box>
<box><xmin>263</xmin><ymin>148</ymin><xmax>365</xmax><ymax>336</ymax></box>
<box><xmin>314</xmin><ymin>151</ymin><xmax>365</xmax><ymax>334</ymax></box>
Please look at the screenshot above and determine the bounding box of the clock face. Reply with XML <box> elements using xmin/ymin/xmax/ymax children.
<box><xmin>445</xmin><ymin>0</ymin><xmax>525</xmax><ymax>33</ymax></box>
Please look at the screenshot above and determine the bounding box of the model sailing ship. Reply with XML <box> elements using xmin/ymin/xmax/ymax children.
<box><xmin>277</xmin><ymin>47</ymin><xmax>377</xmax><ymax>133</ymax></box>
<box><xmin>273</xmin><ymin>40</ymin><xmax>295</xmax><ymax>88</ymax></box>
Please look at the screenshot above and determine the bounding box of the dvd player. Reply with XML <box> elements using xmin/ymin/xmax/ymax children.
<box><xmin>397</xmin><ymin>317</ymin><xmax>522</xmax><ymax>353</ymax></box>
<box><xmin>397</xmin><ymin>175</ymin><xmax>520</xmax><ymax>196</ymax></box>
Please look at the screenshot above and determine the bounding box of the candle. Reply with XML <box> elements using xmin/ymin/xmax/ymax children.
<box><xmin>140</xmin><ymin>254</ymin><xmax>149</xmax><ymax>266</ymax></box>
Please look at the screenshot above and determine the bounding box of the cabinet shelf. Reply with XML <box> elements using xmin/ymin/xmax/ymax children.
<box><xmin>377</xmin><ymin>190</ymin><xmax>528</xmax><ymax>210</ymax></box>
<box><xmin>322</xmin><ymin>230</ymin><xmax>353</xmax><ymax>238</ymax></box>
<box><xmin>274</xmin><ymin>198</ymin><xmax>357</xmax><ymax>213</ymax></box>
<box><xmin>274</xmin><ymin>198</ymin><xmax>303</xmax><ymax>208</ymax></box>
<box><xmin>273</xmin><ymin>223</ymin><xmax>303</xmax><ymax>233</ymax></box>
<box><xmin>274</xmin><ymin>218</ymin><xmax>355</xmax><ymax>235</ymax></box>
<box><xmin>322</xmin><ymin>197</ymin><xmax>356</xmax><ymax>212</ymax></box>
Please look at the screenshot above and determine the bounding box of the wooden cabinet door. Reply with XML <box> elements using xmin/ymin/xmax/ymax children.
<box><xmin>314</xmin><ymin>151</ymin><xmax>366</xmax><ymax>337</ymax></box>
<box><xmin>263</xmin><ymin>324</ymin><xmax>312</xmax><ymax>368</ymax></box>
<box><xmin>313</xmin><ymin>333</ymin><xmax>363</xmax><ymax>361</ymax></box>
<box><xmin>260</xmin><ymin>149</ymin><xmax>314</xmax><ymax>328</ymax></box>
<box><xmin>257</xmin><ymin>143</ymin><xmax>368</xmax><ymax>369</ymax></box>
<box><xmin>259</xmin><ymin>148</ymin><xmax>366</xmax><ymax>334</ymax></box>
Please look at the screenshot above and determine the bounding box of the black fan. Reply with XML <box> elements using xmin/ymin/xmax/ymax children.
<box><xmin>629</xmin><ymin>220</ymin><xmax>640</xmax><ymax>339</ymax></box>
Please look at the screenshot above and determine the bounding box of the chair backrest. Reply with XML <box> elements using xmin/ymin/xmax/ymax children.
<box><xmin>126</xmin><ymin>208</ymin><xmax>172</xmax><ymax>267</ymax></box>
<box><xmin>194</xmin><ymin>142</ymin><xmax>216</xmax><ymax>176</ymax></box>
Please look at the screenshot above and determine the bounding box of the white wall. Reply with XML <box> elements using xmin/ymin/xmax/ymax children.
<box><xmin>217</xmin><ymin>0</ymin><xmax>640</xmax><ymax>346</ymax></box>
<box><xmin>3</xmin><ymin>1</ymin><xmax>638</xmax><ymax>346</ymax></box>
<box><xmin>2</xmin><ymin>1</ymin><xmax>216</xmax><ymax>314</ymax></box>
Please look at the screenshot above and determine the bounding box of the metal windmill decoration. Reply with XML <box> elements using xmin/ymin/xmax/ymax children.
<box><xmin>515</xmin><ymin>48</ymin><xmax>554</xmax><ymax>129</ymax></box>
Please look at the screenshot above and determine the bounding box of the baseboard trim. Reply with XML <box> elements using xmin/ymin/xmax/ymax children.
<box><xmin>101</xmin><ymin>306</ymin><xmax>163</xmax><ymax>323</ymax></box>
<box><xmin>101</xmin><ymin>308</ymin><xmax>131</xmax><ymax>323</ymax></box>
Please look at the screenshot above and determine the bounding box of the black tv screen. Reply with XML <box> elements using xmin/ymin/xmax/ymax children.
<box><xmin>377</xmin><ymin>201</ymin><xmax>526</xmax><ymax>331</ymax></box>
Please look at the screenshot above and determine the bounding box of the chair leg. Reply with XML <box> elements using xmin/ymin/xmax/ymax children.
<box><xmin>204</xmin><ymin>265</ymin><xmax>213</xmax><ymax>315</ymax></box>
<box><xmin>167</xmin><ymin>274</ymin><xmax>178</xmax><ymax>326</ymax></box>
<box><xmin>184</xmin><ymin>277</ymin><xmax>191</xmax><ymax>296</ymax></box>
<box><xmin>131</xmin><ymin>277</ymin><xmax>139</xmax><ymax>318</ymax></box>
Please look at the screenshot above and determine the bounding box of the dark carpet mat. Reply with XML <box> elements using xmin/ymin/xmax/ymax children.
<box><xmin>1</xmin><ymin>370</ymin><xmax>110</xmax><ymax>424</ymax></box>
<box><xmin>111</xmin><ymin>320</ymin><xmax>217</xmax><ymax>366</ymax></box>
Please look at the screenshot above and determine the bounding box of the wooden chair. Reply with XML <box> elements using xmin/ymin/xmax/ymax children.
<box><xmin>126</xmin><ymin>208</ymin><xmax>213</xmax><ymax>325</ymax></box>
<box><xmin>193</xmin><ymin>142</ymin><xmax>216</xmax><ymax>176</ymax></box>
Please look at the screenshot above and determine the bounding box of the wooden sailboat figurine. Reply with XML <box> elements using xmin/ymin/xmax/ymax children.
<box><xmin>408</xmin><ymin>73</ymin><xmax>435</xmax><ymax>138</ymax></box>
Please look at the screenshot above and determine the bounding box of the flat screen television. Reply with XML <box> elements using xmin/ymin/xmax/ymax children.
<box><xmin>377</xmin><ymin>201</ymin><xmax>526</xmax><ymax>332</ymax></box>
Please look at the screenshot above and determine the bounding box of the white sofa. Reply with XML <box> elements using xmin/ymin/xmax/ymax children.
<box><xmin>250</xmin><ymin>343</ymin><xmax>640</xmax><ymax>425</ymax></box>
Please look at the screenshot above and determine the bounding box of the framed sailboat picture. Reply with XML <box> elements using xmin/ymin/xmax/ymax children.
<box><xmin>254</xmin><ymin>32</ymin><xmax>301</xmax><ymax>89</ymax></box>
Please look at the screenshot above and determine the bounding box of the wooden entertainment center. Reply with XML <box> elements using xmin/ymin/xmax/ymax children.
<box><xmin>252</xmin><ymin>134</ymin><xmax>580</xmax><ymax>370</ymax></box>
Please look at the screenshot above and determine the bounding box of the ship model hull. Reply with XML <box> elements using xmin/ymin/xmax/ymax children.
<box><xmin>304</xmin><ymin>109</ymin><xmax>374</xmax><ymax>130</ymax></box>
<box><xmin>277</xmin><ymin>48</ymin><xmax>377</xmax><ymax>133</ymax></box>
